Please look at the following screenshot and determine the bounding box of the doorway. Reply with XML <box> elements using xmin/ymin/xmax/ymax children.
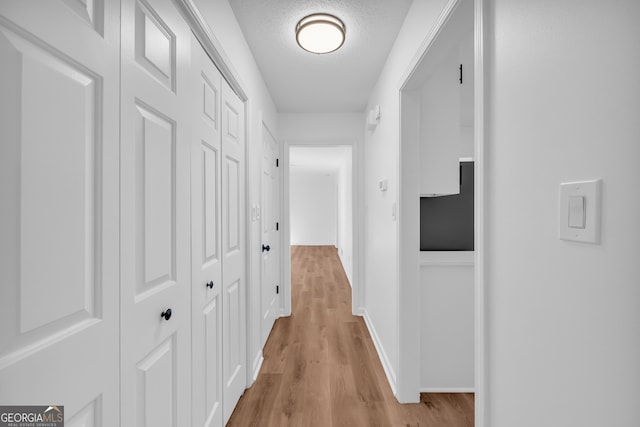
<box><xmin>397</xmin><ymin>0</ymin><xmax>485</xmax><ymax>420</ymax></box>
<box><xmin>283</xmin><ymin>145</ymin><xmax>358</xmax><ymax>315</ymax></box>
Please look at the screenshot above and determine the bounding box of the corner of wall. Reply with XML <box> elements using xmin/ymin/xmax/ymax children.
<box><xmin>362</xmin><ymin>309</ymin><xmax>397</xmax><ymax>396</ymax></box>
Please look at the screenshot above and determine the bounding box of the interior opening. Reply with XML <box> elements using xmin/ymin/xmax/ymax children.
<box><xmin>288</xmin><ymin>145</ymin><xmax>354</xmax><ymax>289</ymax></box>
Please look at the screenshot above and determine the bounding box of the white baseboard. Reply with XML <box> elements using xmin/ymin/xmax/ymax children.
<box><xmin>362</xmin><ymin>309</ymin><xmax>397</xmax><ymax>395</ymax></box>
<box><xmin>338</xmin><ymin>252</ymin><xmax>352</xmax><ymax>287</ymax></box>
<box><xmin>252</xmin><ymin>351</ymin><xmax>264</xmax><ymax>384</ymax></box>
<box><xmin>420</xmin><ymin>387</ymin><xmax>475</xmax><ymax>393</ymax></box>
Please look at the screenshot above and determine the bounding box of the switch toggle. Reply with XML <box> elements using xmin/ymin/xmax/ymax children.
<box><xmin>568</xmin><ymin>195</ymin><xmax>585</xmax><ymax>229</ymax></box>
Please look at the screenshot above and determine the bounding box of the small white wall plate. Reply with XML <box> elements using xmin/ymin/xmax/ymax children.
<box><xmin>559</xmin><ymin>179</ymin><xmax>602</xmax><ymax>244</ymax></box>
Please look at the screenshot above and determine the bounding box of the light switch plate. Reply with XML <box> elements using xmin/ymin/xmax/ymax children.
<box><xmin>559</xmin><ymin>179</ymin><xmax>602</xmax><ymax>243</ymax></box>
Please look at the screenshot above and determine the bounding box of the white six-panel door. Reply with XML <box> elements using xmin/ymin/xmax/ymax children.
<box><xmin>191</xmin><ymin>34</ymin><xmax>224</xmax><ymax>427</ymax></box>
<box><xmin>261</xmin><ymin>125</ymin><xmax>281</xmax><ymax>346</ymax></box>
<box><xmin>221</xmin><ymin>79</ymin><xmax>247</xmax><ymax>423</ymax></box>
<box><xmin>0</xmin><ymin>1</ymin><xmax>121</xmax><ymax>424</ymax></box>
<box><xmin>120</xmin><ymin>0</ymin><xmax>192</xmax><ymax>425</ymax></box>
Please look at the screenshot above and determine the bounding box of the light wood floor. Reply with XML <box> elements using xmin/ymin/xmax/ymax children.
<box><xmin>227</xmin><ymin>245</ymin><xmax>474</xmax><ymax>426</ymax></box>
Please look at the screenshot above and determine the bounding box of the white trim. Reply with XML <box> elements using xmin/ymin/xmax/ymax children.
<box><xmin>338</xmin><ymin>253</ymin><xmax>352</xmax><ymax>287</ymax></box>
<box><xmin>474</xmin><ymin>0</ymin><xmax>488</xmax><ymax>425</ymax></box>
<box><xmin>281</xmin><ymin>143</ymin><xmax>292</xmax><ymax>317</ymax></box>
<box><xmin>355</xmin><ymin>136</ymin><xmax>366</xmax><ymax>314</ymax></box>
<box><xmin>362</xmin><ymin>309</ymin><xmax>397</xmax><ymax>395</ymax></box>
<box><xmin>398</xmin><ymin>0</ymin><xmax>461</xmax><ymax>90</ymax></box>
<box><xmin>420</xmin><ymin>388</ymin><xmax>476</xmax><ymax>393</ymax></box>
<box><xmin>251</xmin><ymin>352</ymin><xmax>264</xmax><ymax>384</ymax></box>
<box><xmin>420</xmin><ymin>251</ymin><xmax>475</xmax><ymax>267</ymax></box>
<box><xmin>176</xmin><ymin>0</ymin><xmax>248</xmax><ymax>101</ymax></box>
<box><xmin>242</xmin><ymin>100</ymin><xmax>252</xmax><ymax>389</ymax></box>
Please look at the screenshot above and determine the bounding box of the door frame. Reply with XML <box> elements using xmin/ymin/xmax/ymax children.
<box><xmin>282</xmin><ymin>139</ymin><xmax>364</xmax><ymax>317</ymax></box>
<box><xmin>397</xmin><ymin>0</ymin><xmax>486</xmax><ymax>424</ymax></box>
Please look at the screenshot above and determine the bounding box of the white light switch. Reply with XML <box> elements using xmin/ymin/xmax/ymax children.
<box><xmin>559</xmin><ymin>179</ymin><xmax>601</xmax><ymax>243</ymax></box>
<box><xmin>568</xmin><ymin>195</ymin><xmax>585</xmax><ymax>229</ymax></box>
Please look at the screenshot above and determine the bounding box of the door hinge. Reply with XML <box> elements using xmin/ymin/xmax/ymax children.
<box><xmin>459</xmin><ymin>64</ymin><xmax>463</xmax><ymax>84</ymax></box>
<box><xmin>276</xmin><ymin>222</ymin><xmax>279</xmax><ymax>231</ymax></box>
<box><xmin>276</xmin><ymin>158</ymin><xmax>279</xmax><ymax>167</ymax></box>
<box><xmin>276</xmin><ymin>285</ymin><xmax>279</xmax><ymax>294</ymax></box>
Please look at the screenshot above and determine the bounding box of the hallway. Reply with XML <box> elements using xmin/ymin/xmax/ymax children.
<box><xmin>228</xmin><ymin>246</ymin><xmax>474</xmax><ymax>426</ymax></box>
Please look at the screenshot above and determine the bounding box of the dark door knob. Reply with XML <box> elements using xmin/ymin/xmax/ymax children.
<box><xmin>161</xmin><ymin>308</ymin><xmax>172</xmax><ymax>321</ymax></box>
<box><xmin>206</xmin><ymin>281</ymin><xmax>214</xmax><ymax>289</ymax></box>
<box><xmin>262</xmin><ymin>244</ymin><xmax>271</xmax><ymax>252</ymax></box>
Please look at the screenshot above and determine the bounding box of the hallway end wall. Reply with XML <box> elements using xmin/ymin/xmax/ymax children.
<box><xmin>290</xmin><ymin>169</ymin><xmax>337</xmax><ymax>246</ymax></box>
<box><xmin>192</xmin><ymin>0</ymin><xmax>279</xmax><ymax>384</ymax></box>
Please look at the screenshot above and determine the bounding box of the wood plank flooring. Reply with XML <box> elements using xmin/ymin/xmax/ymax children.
<box><xmin>227</xmin><ymin>245</ymin><xmax>474</xmax><ymax>426</ymax></box>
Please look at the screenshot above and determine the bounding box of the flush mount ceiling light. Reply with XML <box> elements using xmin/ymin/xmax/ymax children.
<box><xmin>296</xmin><ymin>13</ymin><xmax>345</xmax><ymax>54</ymax></box>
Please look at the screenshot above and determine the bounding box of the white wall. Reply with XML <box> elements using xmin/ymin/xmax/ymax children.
<box><xmin>290</xmin><ymin>169</ymin><xmax>337</xmax><ymax>246</ymax></box>
<box><xmin>363</xmin><ymin>0</ymin><xmax>449</xmax><ymax>395</ymax></box>
<box><xmin>487</xmin><ymin>0</ymin><xmax>640</xmax><ymax>426</ymax></box>
<box><xmin>420</xmin><ymin>257</ymin><xmax>474</xmax><ymax>390</ymax></box>
<box><xmin>192</xmin><ymin>0</ymin><xmax>279</xmax><ymax>382</ymax></box>
<box><xmin>337</xmin><ymin>150</ymin><xmax>353</xmax><ymax>284</ymax></box>
<box><xmin>279</xmin><ymin>113</ymin><xmax>364</xmax><ymax>142</ymax></box>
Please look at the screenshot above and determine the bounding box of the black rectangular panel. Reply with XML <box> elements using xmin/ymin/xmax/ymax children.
<box><xmin>420</xmin><ymin>161</ymin><xmax>474</xmax><ymax>251</ymax></box>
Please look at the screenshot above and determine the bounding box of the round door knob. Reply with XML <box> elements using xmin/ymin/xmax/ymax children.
<box><xmin>206</xmin><ymin>281</ymin><xmax>214</xmax><ymax>289</ymax></box>
<box><xmin>161</xmin><ymin>308</ymin><xmax>172</xmax><ymax>321</ymax></box>
<box><xmin>262</xmin><ymin>244</ymin><xmax>271</xmax><ymax>252</ymax></box>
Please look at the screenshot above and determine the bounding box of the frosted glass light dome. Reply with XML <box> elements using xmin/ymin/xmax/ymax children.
<box><xmin>296</xmin><ymin>13</ymin><xmax>345</xmax><ymax>54</ymax></box>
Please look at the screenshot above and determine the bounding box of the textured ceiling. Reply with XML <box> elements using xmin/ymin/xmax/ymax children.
<box><xmin>229</xmin><ymin>0</ymin><xmax>412</xmax><ymax>113</ymax></box>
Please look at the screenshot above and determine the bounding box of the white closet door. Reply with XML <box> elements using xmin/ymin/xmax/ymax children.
<box><xmin>261</xmin><ymin>124</ymin><xmax>280</xmax><ymax>346</ymax></box>
<box><xmin>0</xmin><ymin>1</ymin><xmax>120</xmax><ymax>424</ymax></box>
<box><xmin>221</xmin><ymin>80</ymin><xmax>247</xmax><ymax>423</ymax></box>
<box><xmin>119</xmin><ymin>0</ymin><xmax>191</xmax><ymax>425</ymax></box>
<box><xmin>191</xmin><ymin>34</ymin><xmax>223</xmax><ymax>427</ymax></box>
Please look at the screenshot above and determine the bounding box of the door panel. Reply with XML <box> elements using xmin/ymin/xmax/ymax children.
<box><xmin>60</xmin><ymin>0</ymin><xmax>104</xmax><ymax>34</ymax></box>
<box><xmin>0</xmin><ymin>1</ymin><xmax>120</xmax><ymax>423</ymax></box>
<box><xmin>225</xmin><ymin>279</ymin><xmax>241</xmax><ymax>380</ymax></box>
<box><xmin>221</xmin><ymin>81</ymin><xmax>246</xmax><ymax>423</ymax></box>
<box><xmin>225</xmin><ymin>157</ymin><xmax>241</xmax><ymax>251</ymax></box>
<box><xmin>65</xmin><ymin>397</ymin><xmax>101</xmax><ymax>427</ymax></box>
<box><xmin>191</xmin><ymin>34</ymin><xmax>223</xmax><ymax>427</ymax></box>
<box><xmin>203</xmin><ymin>146</ymin><xmax>219</xmax><ymax>263</ymax></box>
<box><xmin>136</xmin><ymin>337</ymin><xmax>176</xmax><ymax>426</ymax></box>
<box><xmin>261</xmin><ymin>125</ymin><xmax>280</xmax><ymax>346</ymax></box>
<box><xmin>120</xmin><ymin>0</ymin><xmax>191</xmax><ymax>425</ymax></box>
<box><xmin>134</xmin><ymin>0</ymin><xmax>175</xmax><ymax>90</ymax></box>
<box><xmin>204</xmin><ymin>297</ymin><xmax>221</xmax><ymax>420</ymax></box>
<box><xmin>136</xmin><ymin>103</ymin><xmax>176</xmax><ymax>294</ymax></box>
